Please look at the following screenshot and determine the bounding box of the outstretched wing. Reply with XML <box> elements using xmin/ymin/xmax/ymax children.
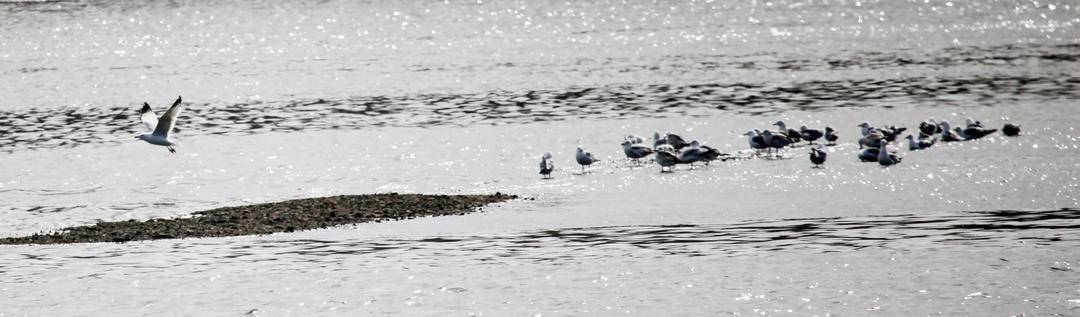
<box><xmin>152</xmin><ymin>96</ymin><xmax>183</xmax><ymax>137</ymax></box>
<box><xmin>139</xmin><ymin>102</ymin><xmax>157</xmax><ymax>132</ymax></box>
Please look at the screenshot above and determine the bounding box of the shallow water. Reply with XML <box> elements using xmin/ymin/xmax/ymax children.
<box><xmin>2</xmin><ymin>0</ymin><xmax>1080</xmax><ymax>315</ymax></box>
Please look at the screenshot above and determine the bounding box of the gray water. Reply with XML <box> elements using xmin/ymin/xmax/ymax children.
<box><xmin>2</xmin><ymin>0</ymin><xmax>1080</xmax><ymax>315</ymax></box>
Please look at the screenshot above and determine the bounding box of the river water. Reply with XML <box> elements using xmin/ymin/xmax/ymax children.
<box><xmin>2</xmin><ymin>0</ymin><xmax>1079</xmax><ymax>315</ymax></box>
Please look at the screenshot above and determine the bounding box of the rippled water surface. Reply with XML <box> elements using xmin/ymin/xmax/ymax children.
<box><xmin>2</xmin><ymin>0</ymin><xmax>1080</xmax><ymax>315</ymax></box>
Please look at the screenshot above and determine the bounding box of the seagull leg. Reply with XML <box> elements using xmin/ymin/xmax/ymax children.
<box><xmin>167</xmin><ymin>146</ymin><xmax>176</xmax><ymax>154</ymax></box>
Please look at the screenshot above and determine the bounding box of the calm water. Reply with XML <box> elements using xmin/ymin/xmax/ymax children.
<box><xmin>2</xmin><ymin>0</ymin><xmax>1080</xmax><ymax>315</ymax></box>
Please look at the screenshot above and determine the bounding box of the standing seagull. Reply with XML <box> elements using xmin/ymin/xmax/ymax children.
<box><xmin>539</xmin><ymin>152</ymin><xmax>555</xmax><ymax>178</ymax></box>
<box><xmin>652</xmin><ymin>131</ymin><xmax>668</xmax><ymax>149</ymax></box>
<box><xmin>824</xmin><ymin>127</ymin><xmax>839</xmax><ymax>145</ymax></box>
<box><xmin>654</xmin><ymin>145</ymin><xmax>680</xmax><ymax>173</ymax></box>
<box><xmin>761</xmin><ymin>130</ymin><xmax>793</xmax><ymax>157</ymax></box>
<box><xmin>773</xmin><ymin>121</ymin><xmax>802</xmax><ymax>143</ymax></box>
<box><xmin>575</xmin><ymin>147</ymin><xmax>598</xmax><ymax>173</ymax></box>
<box><xmin>905</xmin><ymin>134</ymin><xmax>936</xmax><ymax>150</ymax></box>
<box><xmin>919</xmin><ymin>118</ymin><xmax>940</xmax><ymax>137</ymax></box>
<box><xmin>800</xmin><ymin>126</ymin><xmax>824</xmax><ymax>144</ymax></box>
<box><xmin>744</xmin><ymin>130</ymin><xmax>768</xmax><ymax>155</ymax></box>
<box><xmin>677</xmin><ymin>140</ymin><xmax>709</xmax><ymax>168</ymax></box>
<box><xmin>858</xmin><ymin>148</ymin><xmax>880</xmax><ymax>162</ymax></box>
<box><xmin>962</xmin><ymin>124</ymin><xmax>997</xmax><ymax>140</ymax></box>
<box><xmin>665</xmin><ymin>132</ymin><xmax>691</xmax><ymax>151</ymax></box>
<box><xmin>939</xmin><ymin>121</ymin><xmax>963</xmax><ymax>142</ymax></box>
<box><xmin>809</xmin><ymin>145</ymin><xmax>826</xmax><ymax>168</ymax></box>
<box><xmin>136</xmin><ymin>96</ymin><xmax>184</xmax><ymax>154</ymax></box>
<box><xmin>621</xmin><ymin>141</ymin><xmax>655</xmax><ymax>163</ymax></box>
<box><xmin>878</xmin><ymin>142</ymin><xmax>901</xmax><ymax>166</ymax></box>
<box><xmin>697</xmin><ymin>143</ymin><xmax>728</xmax><ymax>165</ymax></box>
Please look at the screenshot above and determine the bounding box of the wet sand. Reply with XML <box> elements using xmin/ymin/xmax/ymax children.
<box><xmin>0</xmin><ymin>193</ymin><xmax>517</xmax><ymax>245</ymax></box>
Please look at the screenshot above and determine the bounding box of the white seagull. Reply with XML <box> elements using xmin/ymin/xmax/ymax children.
<box><xmin>136</xmin><ymin>96</ymin><xmax>184</xmax><ymax>153</ymax></box>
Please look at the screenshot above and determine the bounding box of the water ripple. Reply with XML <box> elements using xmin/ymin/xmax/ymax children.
<box><xmin>253</xmin><ymin>208</ymin><xmax>1080</xmax><ymax>263</ymax></box>
<box><xmin>1</xmin><ymin>73</ymin><xmax>1077</xmax><ymax>153</ymax></box>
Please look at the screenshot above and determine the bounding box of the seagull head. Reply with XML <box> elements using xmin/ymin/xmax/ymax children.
<box><xmin>576</xmin><ymin>147</ymin><xmax>584</xmax><ymax>153</ymax></box>
<box><xmin>857</xmin><ymin>122</ymin><xmax>871</xmax><ymax>128</ymax></box>
<box><xmin>825</xmin><ymin>126</ymin><xmax>834</xmax><ymax>132</ymax></box>
<box><xmin>905</xmin><ymin>134</ymin><xmax>915</xmax><ymax>140</ymax></box>
<box><xmin>800</xmin><ymin>125</ymin><xmax>809</xmax><ymax>131</ymax></box>
<box><xmin>689</xmin><ymin>140</ymin><xmax>701</xmax><ymax>148</ymax></box>
<box><xmin>542</xmin><ymin>152</ymin><xmax>552</xmax><ymax>159</ymax></box>
<box><xmin>773</xmin><ymin>121</ymin><xmax>784</xmax><ymax>127</ymax></box>
<box><xmin>742</xmin><ymin>130</ymin><xmax>756</xmax><ymax>136</ymax></box>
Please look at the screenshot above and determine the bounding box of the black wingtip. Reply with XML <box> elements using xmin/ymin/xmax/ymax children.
<box><xmin>174</xmin><ymin>95</ymin><xmax>182</xmax><ymax>106</ymax></box>
<box><xmin>140</xmin><ymin>103</ymin><xmax>151</xmax><ymax>114</ymax></box>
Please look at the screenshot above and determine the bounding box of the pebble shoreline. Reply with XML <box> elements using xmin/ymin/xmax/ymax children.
<box><xmin>0</xmin><ymin>193</ymin><xmax>517</xmax><ymax>245</ymax></box>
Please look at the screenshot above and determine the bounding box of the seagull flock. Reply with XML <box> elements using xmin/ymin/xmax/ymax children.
<box><xmin>124</xmin><ymin>97</ymin><xmax>1023</xmax><ymax>172</ymax></box>
<box><xmin>540</xmin><ymin>118</ymin><xmax>1022</xmax><ymax>176</ymax></box>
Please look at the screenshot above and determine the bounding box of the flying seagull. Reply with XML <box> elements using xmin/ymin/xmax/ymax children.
<box><xmin>136</xmin><ymin>96</ymin><xmax>184</xmax><ymax>154</ymax></box>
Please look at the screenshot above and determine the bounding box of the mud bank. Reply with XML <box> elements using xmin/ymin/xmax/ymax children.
<box><xmin>0</xmin><ymin>193</ymin><xmax>517</xmax><ymax>245</ymax></box>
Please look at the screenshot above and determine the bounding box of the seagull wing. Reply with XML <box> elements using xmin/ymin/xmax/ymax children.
<box><xmin>139</xmin><ymin>102</ymin><xmax>157</xmax><ymax>132</ymax></box>
<box><xmin>152</xmin><ymin>96</ymin><xmax>183</xmax><ymax>137</ymax></box>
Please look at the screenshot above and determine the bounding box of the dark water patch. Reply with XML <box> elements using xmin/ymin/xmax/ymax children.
<box><xmin>0</xmin><ymin>74</ymin><xmax>1077</xmax><ymax>153</ymax></box>
<box><xmin>0</xmin><ymin>193</ymin><xmax>517</xmax><ymax>245</ymax></box>
<box><xmin>259</xmin><ymin>208</ymin><xmax>1080</xmax><ymax>262</ymax></box>
<box><xmin>24</xmin><ymin>205</ymin><xmax>85</xmax><ymax>214</ymax></box>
